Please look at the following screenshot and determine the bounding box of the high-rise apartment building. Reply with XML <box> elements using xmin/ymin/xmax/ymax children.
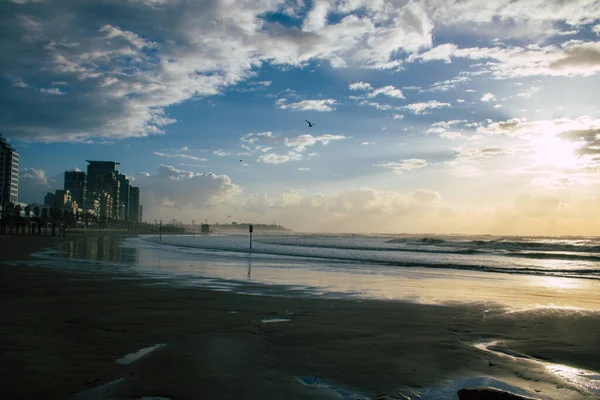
<box><xmin>117</xmin><ymin>173</ymin><xmax>130</xmax><ymax>221</ymax></box>
<box><xmin>64</xmin><ymin>171</ymin><xmax>87</xmax><ymax>208</ymax></box>
<box><xmin>129</xmin><ymin>186</ymin><xmax>141</xmax><ymax>223</ymax></box>
<box><xmin>0</xmin><ymin>135</ymin><xmax>19</xmax><ymax>207</ymax></box>
<box><xmin>86</xmin><ymin>161</ymin><xmax>120</xmax><ymax>219</ymax></box>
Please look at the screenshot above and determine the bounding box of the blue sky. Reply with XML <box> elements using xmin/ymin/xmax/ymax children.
<box><xmin>3</xmin><ymin>0</ymin><xmax>600</xmax><ymax>234</ymax></box>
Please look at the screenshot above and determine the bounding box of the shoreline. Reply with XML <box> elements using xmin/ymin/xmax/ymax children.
<box><xmin>1</xmin><ymin>235</ymin><xmax>599</xmax><ymax>399</ymax></box>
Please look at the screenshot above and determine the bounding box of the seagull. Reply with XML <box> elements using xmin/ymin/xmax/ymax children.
<box><xmin>305</xmin><ymin>120</ymin><xmax>315</xmax><ymax>128</ymax></box>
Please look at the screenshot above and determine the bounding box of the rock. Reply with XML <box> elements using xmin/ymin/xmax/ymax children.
<box><xmin>458</xmin><ymin>387</ymin><xmax>537</xmax><ymax>400</ymax></box>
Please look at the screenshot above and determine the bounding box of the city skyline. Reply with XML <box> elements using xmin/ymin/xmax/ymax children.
<box><xmin>3</xmin><ymin>0</ymin><xmax>600</xmax><ymax>235</ymax></box>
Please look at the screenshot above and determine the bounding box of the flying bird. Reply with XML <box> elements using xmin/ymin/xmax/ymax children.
<box><xmin>240</xmin><ymin>159</ymin><xmax>243</xmax><ymax>162</ymax></box>
<box><xmin>305</xmin><ymin>120</ymin><xmax>315</xmax><ymax>128</ymax></box>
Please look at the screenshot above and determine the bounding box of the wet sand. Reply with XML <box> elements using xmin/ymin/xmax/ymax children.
<box><xmin>1</xmin><ymin>234</ymin><xmax>600</xmax><ymax>399</ymax></box>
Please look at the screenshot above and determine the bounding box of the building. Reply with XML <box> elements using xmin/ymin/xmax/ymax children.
<box><xmin>64</xmin><ymin>171</ymin><xmax>87</xmax><ymax>209</ymax></box>
<box><xmin>97</xmin><ymin>191</ymin><xmax>113</xmax><ymax>222</ymax></box>
<box><xmin>0</xmin><ymin>135</ymin><xmax>19</xmax><ymax>208</ymax></box>
<box><xmin>117</xmin><ymin>173</ymin><xmax>130</xmax><ymax>221</ymax></box>
<box><xmin>44</xmin><ymin>189</ymin><xmax>71</xmax><ymax>208</ymax></box>
<box><xmin>86</xmin><ymin>161</ymin><xmax>120</xmax><ymax>220</ymax></box>
<box><xmin>129</xmin><ymin>186</ymin><xmax>141</xmax><ymax>223</ymax></box>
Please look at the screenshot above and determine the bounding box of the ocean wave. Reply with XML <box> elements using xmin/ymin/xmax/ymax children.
<box><xmin>146</xmin><ymin>237</ymin><xmax>600</xmax><ymax>281</ymax></box>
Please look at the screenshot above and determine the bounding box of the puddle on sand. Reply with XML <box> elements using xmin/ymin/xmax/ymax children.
<box><xmin>72</xmin><ymin>378</ymin><xmax>124</xmax><ymax>400</ymax></box>
<box><xmin>416</xmin><ymin>376</ymin><xmax>541</xmax><ymax>400</ymax></box>
<box><xmin>296</xmin><ymin>376</ymin><xmax>365</xmax><ymax>400</ymax></box>
<box><xmin>474</xmin><ymin>340</ymin><xmax>600</xmax><ymax>397</ymax></box>
<box><xmin>116</xmin><ymin>343</ymin><xmax>166</xmax><ymax>365</ymax></box>
<box><xmin>261</xmin><ymin>318</ymin><xmax>291</xmax><ymax>323</ymax></box>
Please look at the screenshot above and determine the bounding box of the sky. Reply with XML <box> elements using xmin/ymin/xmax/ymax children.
<box><xmin>2</xmin><ymin>0</ymin><xmax>600</xmax><ymax>235</ymax></box>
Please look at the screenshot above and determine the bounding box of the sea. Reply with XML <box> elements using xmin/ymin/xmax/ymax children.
<box><xmin>38</xmin><ymin>232</ymin><xmax>600</xmax><ymax>310</ymax></box>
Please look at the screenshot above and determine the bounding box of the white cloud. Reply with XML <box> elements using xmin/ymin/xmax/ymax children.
<box><xmin>517</xmin><ymin>86</ymin><xmax>540</xmax><ymax>98</ymax></box>
<box><xmin>40</xmin><ymin>88</ymin><xmax>65</xmax><ymax>95</ymax></box>
<box><xmin>374</xmin><ymin>159</ymin><xmax>429</xmax><ymax>174</ymax></box>
<box><xmin>136</xmin><ymin>165</ymin><xmax>240</xmax><ymax>215</ymax></box>
<box><xmin>154</xmin><ymin>151</ymin><xmax>207</xmax><ymax>161</ymax></box>
<box><xmin>276</xmin><ymin>98</ymin><xmax>337</xmax><ymax>112</ymax></box>
<box><xmin>481</xmin><ymin>93</ymin><xmax>496</xmax><ymax>102</ymax></box>
<box><xmin>593</xmin><ymin>25</ymin><xmax>600</xmax><ymax>36</ymax></box>
<box><xmin>213</xmin><ymin>149</ymin><xmax>232</xmax><ymax>157</ymax></box>
<box><xmin>361</xmin><ymin>141</ymin><xmax>376</xmax><ymax>145</ymax></box>
<box><xmin>349</xmin><ymin>81</ymin><xmax>372</xmax><ymax>91</ymax></box>
<box><xmin>393</xmin><ymin>114</ymin><xmax>404</xmax><ymax>120</ymax></box>
<box><xmin>297</xmin><ymin>167</ymin><xmax>311</xmax><ymax>171</ymax></box>
<box><xmin>408</xmin><ymin>43</ymin><xmax>458</xmax><ymax>63</ymax></box>
<box><xmin>258</xmin><ymin>151</ymin><xmax>303</xmax><ymax>164</ymax></box>
<box><xmin>401</xmin><ymin>101</ymin><xmax>451</xmax><ymax>115</ymax></box>
<box><xmin>368</xmin><ymin>85</ymin><xmax>404</xmax><ymax>99</ymax></box>
<box><xmin>285</xmin><ymin>134</ymin><xmax>347</xmax><ymax>152</ymax></box>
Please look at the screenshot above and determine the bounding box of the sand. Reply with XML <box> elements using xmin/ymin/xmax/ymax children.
<box><xmin>1</xmin><ymin>233</ymin><xmax>599</xmax><ymax>399</ymax></box>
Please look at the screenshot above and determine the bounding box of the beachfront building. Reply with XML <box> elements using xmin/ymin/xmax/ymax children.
<box><xmin>0</xmin><ymin>135</ymin><xmax>19</xmax><ymax>209</ymax></box>
<box><xmin>64</xmin><ymin>171</ymin><xmax>87</xmax><ymax>209</ymax></box>
<box><xmin>86</xmin><ymin>161</ymin><xmax>120</xmax><ymax>220</ymax></box>
<box><xmin>44</xmin><ymin>189</ymin><xmax>71</xmax><ymax>208</ymax></box>
<box><xmin>97</xmin><ymin>191</ymin><xmax>113</xmax><ymax>222</ymax></box>
<box><xmin>117</xmin><ymin>173</ymin><xmax>130</xmax><ymax>221</ymax></box>
<box><xmin>129</xmin><ymin>186</ymin><xmax>141</xmax><ymax>223</ymax></box>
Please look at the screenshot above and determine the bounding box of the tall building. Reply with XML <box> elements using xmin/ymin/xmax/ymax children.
<box><xmin>129</xmin><ymin>186</ymin><xmax>141</xmax><ymax>223</ymax></box>
<box><xmin>44</xmin><ymin>189</ymin><xmax>71</xmax><ymax>208</ymax></box>
<box><xmin>64</xmin><ymin>171</ymin><xmax>87</xmax><ymax>209</ymax></box>
<box><xmin>0</xmin><ymin>135</ymin><xmax>19</xmax><ymax>207</ymax></box>
<box><xmin>117</xmin><ymin>173</ymin><xmax>130</xmax><ymax>221</ymax></box>
<box><xmin>86</xmin><ymin>161</ymin><xmax>120</xmax><ymax>220</ymax></box>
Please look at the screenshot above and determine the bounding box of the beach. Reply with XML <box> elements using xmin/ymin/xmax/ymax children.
<box><xmin>1</xmin><ymin>234</ymin><xmax>600</xmax><ymax>399</ymax></box>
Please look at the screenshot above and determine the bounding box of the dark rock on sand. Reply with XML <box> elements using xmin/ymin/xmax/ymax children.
<box><xmin>458</xmin><ymin>387</ymin><xmax>537</xmax><ymax>400</ymax></box>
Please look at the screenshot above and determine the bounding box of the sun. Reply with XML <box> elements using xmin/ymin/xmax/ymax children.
<box><xmin>533</xmin><ymin>137</ymin><xmax>581</xmax><ymax>169</ymax></box>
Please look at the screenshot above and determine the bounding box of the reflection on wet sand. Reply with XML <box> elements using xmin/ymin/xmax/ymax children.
<box><xmin>49</xmin><ymin>235</ymin><xmax>600</xmax><ymax>311</ymax></box>
<box><xmin>58</xmin><ymin>235</ymin><xmax>140</xmax><ymax>264</ymax></box>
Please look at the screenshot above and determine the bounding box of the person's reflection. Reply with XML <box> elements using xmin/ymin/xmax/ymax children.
<box><xmin>247</xmin><ymin>257</ymin><xmax>252</xmax><ymax>279</ymax></box>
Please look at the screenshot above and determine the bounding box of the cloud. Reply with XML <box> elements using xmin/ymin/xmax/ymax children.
<box><xmin>516</xmin><ymin>86</ymin><xmax>540</xmax><ymax>98</ymax></box>
<box><xmin>374</xmin><ymin>159</ymin><xmax>428</xmax><ymax>174</ymax></box>
<box><xmin>408</xmin><ymin>43</ymin><xmax>458</xmax><ymax>63</ymax></box>
<box><xmin>477</xmin><ymin>116</ymin><xmax>600</xmax><ymax>142</ymax></box>
<box><xmin>349</xmin><ymin>82</ymin><xmax>404</xmax><ymax>99</ymax></box>
<box><xmin>284</xmin><ymin>134</ymin><xmax>347</xmax><ymax>152</ymax></box>
<box><xmin>240</xmin><ymin>131</ymin><xmax>282</xmax><ymax>153</ymax></box>
<box><xmin>40</xmin><ymin>88</ymin><xmax>65</xmax><ymax>95</ymax></box>
<box><xmin>0</xmin><ymin>0</ymin><xmax>435</xmax><ymax>142</ymax></box>
<box><xmin>401</xmin><ymin>101</ymin><xmax>451</xmax><ymax>115</ymax></box>
<box><xmin>361</xmin><ymin>141</ymin><xmax>376</xmax><ymax>145</ymax></box>
<box><xmin>368</xmin><ymin>85</ymin><xmax>404</xmax><ymax>99</ymax></box>
<box><xmin>18</xmin><ymin>168</ymin><xmax>54</xmax><ymax>204</ymax></box>
<box><xmin>276</xmin><ymin>99</ymin><xmax>337</xmax><ymax>112</ymax></box>
<box><xmin>213</xmin><ymin>149</ymin><xmax>232</xmax><ymax>157</ymax></box>
<box><xmin>136</xmin><ymin>164</ymin><xmax>241</xmax><ymax>215</ymax></box>
<box><xmin>480</xmin><ymin>93</ymin><xmax>496</xmax><ymax>102</ymax></box>
<box><xmin>258</xmin><ymin>151</ymin><xmax>303</xmax><ymax>164</ymax></box>
<box><xmin>297</xmin><ymin>167</ymin><xmax>311</xmax><ymax>171</ymax></box>
<box><xmin>558</xmin><ymin>128</ymin><xmax>600</xmax><ymax>156</ymax></box>
<box><xmin>393</xmin><ymin>114</ymin><xmax>404</xmax><ymax>120</ymax></box>
<box><xmin>154</xmin><ymin>151</ymin><xmax>207</xmax><ymax>161</ymax></box>
<box><xmin>594</xmin><ymin>25</ymin><xmax>600</xmax><ymax>36</ymax></box>
<box><xmin>349</xmin><ymin>81</ymin><xmax>372</xmax><ymax>91</ymax></box>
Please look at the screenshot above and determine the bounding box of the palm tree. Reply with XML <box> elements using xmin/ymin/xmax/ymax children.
<box><xmin>25</xmin><ymin>205</ymin><xmax>32</xmax><ymax>218</ymax></box>
<box><xmin>13</xmin><ymin>204</ymin><xmax>21</xmax><ymax>218</ymax></box>
<box><xmin>34</xmin><ymin>205</ymin><xmax>41</xmax><ymax>218</ymax></box>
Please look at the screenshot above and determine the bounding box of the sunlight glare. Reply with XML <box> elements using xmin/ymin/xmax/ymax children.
<box><xmin>533</xmin><ymin>137</ymin><xmax>581</xmax><ymax>169</ymax></box>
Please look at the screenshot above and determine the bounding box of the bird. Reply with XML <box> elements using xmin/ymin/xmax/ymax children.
<box><xmin>305</xmin><ymin>120</ymin><xmax>315</xmax><ymax>128</ymax></box>
<box><xmin>240</xmin><ymin>159</ymin><xmax>243</xmax><ymax>162</ymax></box>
